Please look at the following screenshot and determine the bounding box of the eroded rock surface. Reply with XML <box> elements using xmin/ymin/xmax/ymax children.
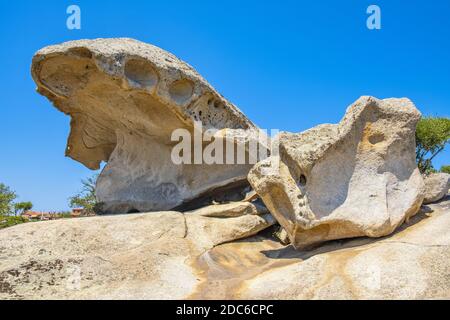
<box><xmin>0</xmin><ymin>207</ymin><xmax>273</xmax><ymax>299</ymax></box>
<box><xmin>238</xmin><ymin>198</ymin><xmax>450</xmax><ymax>300</ymax></box>
<box><xmin>1</xmin><ymin>198</ymin><xmax>448</xmax><ymax>300</ymax></box>
<box><xmin>31</xmin><ymin>38</ymin><xmax>268</xmax><ymax>213</ymax></box>
<box><xmin>248</xmin><ymin>96</ymin><xmax>425</xmax><ymax>248</ymax></box>
<box><xmin>186</xmin><ymin>201</ymin><xmax>269</xmax><ymax>218</ymax></box>
<box><xmin>423</xmin><ymin>173</ymin><xmax>450</xmax><ymax>204</ymax></box>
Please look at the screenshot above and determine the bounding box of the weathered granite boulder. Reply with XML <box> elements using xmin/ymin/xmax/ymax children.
<box><xmin>248</xmin><ymin>96</ymin><xmax>425</xmax><ymax>249</ymax></box>
<box><xmin>31</xmin><ymin>38</ymin><xmax>268</xmax><ymax>213</ymax></box>
<box><xmin>1</xmin><ymin>197</ymin><xmax>449</xmax><ymax>299</ymax></box>
<box><xmin>423</xmin><ymin>172</ymin><xmax>450</xmax><ymax>204</ymax></box>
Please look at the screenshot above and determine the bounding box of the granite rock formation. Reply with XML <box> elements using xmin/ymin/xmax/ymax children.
<box><xmin>248</xmin><ymin>97</ymin><xmax>425</xmax><ymax>248</ymax></box>
<box><xmin>32</xmin><ymin>38</ymin><xmax>268</xmax><ymax>213</ymax></box>
<box><xmin>1</xmin><ymin>197</ymin><xmax>448</xmax><ymax>299</ymax></box>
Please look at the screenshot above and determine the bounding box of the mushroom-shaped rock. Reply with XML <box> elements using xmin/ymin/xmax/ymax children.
<box><xmin>423</xmin><ymin>173</ymin><xmax>450</xmax><ymax>204</ymax></box>
<box><xmin>32</xmin><ymin>38</ymin><xmax>268</xmax><ymax>213</ymax></box>
<box><xmin>248</xmin><ymin>96</ymin><xmax>425</xmax><ymax>249</ymax></box>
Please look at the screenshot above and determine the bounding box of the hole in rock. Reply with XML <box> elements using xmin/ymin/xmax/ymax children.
<box><xmin>298</xmin><ymin>174</ymin><xmax>307</xmax><ymax>186</ymax></box>
<box><xmin>174</xmin><ymin>180</ymin><xmax>250</xmax><ymax>212</ymax></box>
<box><xmin>368</xmin><ymin>133</ymin><xmax>385</xmax><ymax>145</ymax></box>
<box><xmin>169</xmin><ymin>79</ymin><xmax>194</xmax><ymax>104</ymax></box>
<box><xmin>68</xmin><ymin>47</ymin><xmax>93</xmax><ymax>59</ymax></box>
<box><xmin>124</xmin><ymin>59</ymin><xmax>158</xmax><ymax>89</ymax></box>
<box><xmin>38</xmin><ymin>55</ymin><xmax>95</xmax><ymax>97</ymax></box>
<box><xmin>214</xmin><ymin>100</ymin><xmax>223</xmax><ymax>109</ymax></box>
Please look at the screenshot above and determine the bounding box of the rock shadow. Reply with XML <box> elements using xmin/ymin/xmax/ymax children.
<box><xmin>260</xmin><ymin>206</ymin><xmax>433</xmax><ymax>261</ymax></box>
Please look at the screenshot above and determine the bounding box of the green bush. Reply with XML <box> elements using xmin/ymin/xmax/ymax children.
<box><xmin>441</xmin><ymin>165</ymin><xmax>450</xmax><ymax>174</ymax></box>
<box><xmin>0</xmin><ymin>215</ymin><xmax>28</xmax><ymax>230</ymax></box>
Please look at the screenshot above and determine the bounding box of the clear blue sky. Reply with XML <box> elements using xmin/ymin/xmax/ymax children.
<box><xmin>1</xmin><ymin>0</ymin><xmax>449</xmax><ymax>211</ymax></box>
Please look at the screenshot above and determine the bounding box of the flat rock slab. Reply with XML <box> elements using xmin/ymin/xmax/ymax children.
<box><xmin>0</xmin><ymin>197</ymin><xmax>449</xmax><ymax>300</ymax></box>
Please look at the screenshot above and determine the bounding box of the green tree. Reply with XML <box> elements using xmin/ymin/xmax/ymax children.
<box><xmin>14</xmin><ymin>201</ymin><xmax>33</xmax><ymax>216</ymax></box>
<box><xmin>416</xmin><ymin>117</ymin><xmax>450</xmax><ymax>174</ymax></box>
<box><xmin>69</xmin><ymin>175</ymin><xmax>99</xmax><ymax>215</ymax></box>
<box><xmin>441</xmin><ymin>165</ymin><xmax>450</xmax><ymax>174</ymax></box>
<box><xmin>0</xmin><ymin>183</ymin><xmax>17</xmax><ymax>215</ymax></box>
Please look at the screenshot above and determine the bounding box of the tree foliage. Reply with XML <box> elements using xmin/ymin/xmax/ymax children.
<box><xmin>416</xmin><ymin>117</ymin><xmax>450</xmax><ymax>174</ymax></box>
<box><xmin>14</xmin><ymin>201</ymin><xmax>33</xmax><ymax>215</ymax></box>
<box><xmin>0</xmin><ymin>183</ymin><xmax>17</xmax><ymax>215</ymax></box>
<box><xmin>69</xmin><ymin>175</ymin><xmax>99</xmax><ymax>215</ymax></box>
<box><xmin>0</xmin><ymin>183</ymin><xmax>33</xmax><ymax>229</ymax></box>
<box><xmin>441</xmin><ymin>165</ymin><xmax>450</xmax><ymax>174</ymax></box>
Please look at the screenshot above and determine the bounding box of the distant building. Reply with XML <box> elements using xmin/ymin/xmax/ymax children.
<box><xmin>21</xmin><ymin>208</ymin><xmax>92</xmax><ymax>220</ymax></box>
<box><xmin>71</xmin><ymin>208</ymin><xmax>83</xmax><ymax>217</ymax></box>
<box><xmin>22</xmin><ymin>211</ymin><xmax>52</xmax><ymax>220</ymax></box>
